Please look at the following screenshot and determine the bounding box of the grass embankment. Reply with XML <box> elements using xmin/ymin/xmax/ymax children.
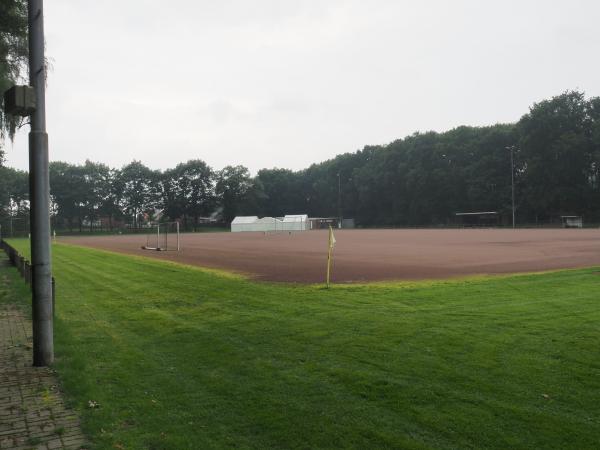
<box><xmin>7</xmin><ymin>240</ymin><xmax>600</xmax><ymax>449</ymax></box>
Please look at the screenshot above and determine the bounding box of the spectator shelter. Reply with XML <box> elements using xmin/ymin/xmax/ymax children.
<box><xmin>455</xmin><ymin>212</ymin><xmax>500</xmax><ymax>227</ymax></box>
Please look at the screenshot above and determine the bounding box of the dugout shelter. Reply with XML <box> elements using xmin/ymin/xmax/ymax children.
<box><xmin>455</xmin><ymin>211</ymin><xmax>500</xmax><ymax>227</ymax></box>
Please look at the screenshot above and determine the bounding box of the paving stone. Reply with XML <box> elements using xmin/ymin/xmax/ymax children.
<box><xmin>0</xmin><ymin>263</ymin><xmax>89</xmax><ymax>450</ymax></box>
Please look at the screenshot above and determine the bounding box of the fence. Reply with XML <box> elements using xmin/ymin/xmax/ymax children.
<box><xmin>0</xmin><ymin>217</ymin><xmax>31</xmax><ymax>238</ymax></box>
<box><xmin>0</xmin><ymin>239</ymin><xmax>55</xmax><ymax>316</ymax></box>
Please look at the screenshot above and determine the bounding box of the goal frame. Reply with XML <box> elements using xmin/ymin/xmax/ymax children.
<box><xmin>141</xmin><ymin>222</ymin><xmax>180</xmax><ymax>251</ymax></box>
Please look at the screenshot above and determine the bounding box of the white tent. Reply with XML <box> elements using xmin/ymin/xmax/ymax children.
<box><xmin>231</xmin><ymin>216</ymin><xmax>259</xmax><ymax>232</ymax></box>
<box><xmin>231</xmin><ymin>214</ymin><xmax>309</xmax><ymax>232</ymax></box>
<box><xmin>282</xmin><ymin>214</ymin><xmax>308</xmax><ymax>231</ymax></box>
<box><xmin>254</xmin><ymin>217</ymin><xmax>283</xmax><ymax>232</ymax></box>
<box><xmin>231</xmin><ymin>216</ymin><xmax>283</xmax><ymax>232</ymax></box>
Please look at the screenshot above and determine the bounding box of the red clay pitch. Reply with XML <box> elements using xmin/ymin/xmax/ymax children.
<box><xmin>60</xmin><ymin>228</ymin><xmax>600</xmax><ymax>283</ymax></box>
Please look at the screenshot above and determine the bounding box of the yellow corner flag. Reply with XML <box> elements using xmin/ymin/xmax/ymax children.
<box><xmin>326</xmin><ymin>225</ymin><xmax>336</xmax><ymax>288</ymax></box>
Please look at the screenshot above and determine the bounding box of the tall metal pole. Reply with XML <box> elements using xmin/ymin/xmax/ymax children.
<box><xmin>510</xmin><ymin>146</ymin><xmax>515</xmax><ymax>229</ymax></box>
<box><xmin>28</xmin><ymin>0</ymin><xmax>53</xmax><ymax>366</ymax></box>
<box><xmin>337</xmin><ymin>172</ymin><xmax>342</xmax><ymax>229</ymax></box>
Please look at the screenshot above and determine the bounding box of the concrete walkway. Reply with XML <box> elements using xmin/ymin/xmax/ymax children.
<box><xmin>0</xmin><ymin>267</ymin><xmax>87</xmax><ymax>449</ymax></box>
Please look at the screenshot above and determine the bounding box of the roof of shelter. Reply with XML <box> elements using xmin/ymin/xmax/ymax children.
<box><xmin>231</xmin><ymin>216</ymin><xmax>258</xmax><ymax>224</ymax></box>
<box><xmin>255</xmin><ymin>217</ymin><xmax>282</xmax><ymax>223</ymax></box>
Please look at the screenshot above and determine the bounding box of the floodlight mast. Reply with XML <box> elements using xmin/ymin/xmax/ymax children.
<box><xmin>337</xmin><ymin>172</ymin><xmax>342</xmax><ymax>229</ymax></box>
<box><xmin>506</xmin><ymin>145</ymin><xmax>516</xmax><ymax>229</ymax></box>
<box><xmin>28</xmin><ymin>0</ymin><xmax>54</xmax><ymax>366</ymax></box>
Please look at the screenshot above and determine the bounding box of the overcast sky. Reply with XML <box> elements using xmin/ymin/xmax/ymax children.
<box><xmin>6</xmin><ymin>0</ymin><xmax>600</xmax><ymax>173</ymax></box>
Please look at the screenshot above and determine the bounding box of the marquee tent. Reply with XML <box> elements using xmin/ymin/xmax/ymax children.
<box><xmin>231</xmin><ymin>214</ymin><xmax>309</xmax><ymax>232</ymax></box>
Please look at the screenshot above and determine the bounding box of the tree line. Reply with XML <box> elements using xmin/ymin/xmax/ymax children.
<box><xmin>3</xmin><ymin>4</ymin><xmax>600</xmax><ymax>229</ymax></box>
<box><xmin>0</xmin><ymin>160</ymin><xmax>256</xmax><ymax>232</ymax></box>
<box><xmin>1</xmin><ymin>90</ymin><xmax>599</xmax><ymax>229</ymax></box>
<box><xmin>255</xmin><ymin>90</ymin><xmax>599</xmax><ymax>226</ymax></box>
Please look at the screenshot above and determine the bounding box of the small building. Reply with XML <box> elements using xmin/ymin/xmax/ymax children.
<box><xmin>308</xmin><ymin>217</ymin><xmax>341</xmax><ymax>229</ymax></box>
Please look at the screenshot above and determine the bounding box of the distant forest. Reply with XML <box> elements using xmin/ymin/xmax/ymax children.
<box><xmin>1</xmin><ymin>90</ymin><xmax>599</xmax><ymax>231</ymax></box>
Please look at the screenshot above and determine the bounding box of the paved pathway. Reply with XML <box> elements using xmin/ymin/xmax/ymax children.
<box><xmin>0</xmin><ymin>266</ymin><xmax>87</xmax><ymax>449</ymax></box>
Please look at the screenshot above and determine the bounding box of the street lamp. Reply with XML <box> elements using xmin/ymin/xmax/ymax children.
<box><xmin>506</xmin><ymin>145</ymin><xmax>516</xmax><ymax>228</ymax></box>
<box><xmin>2</xmin><ymin>0</ymin><xmax>53</xmax><ymax>366</ymax></box>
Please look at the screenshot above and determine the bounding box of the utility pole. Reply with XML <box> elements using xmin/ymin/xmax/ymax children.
<box><xmin>507</xmin><ymin>145</ymin><xmax>516</xmax><ymax>229</ymax></box>
<box><xmin>28</xmin><ymin>0</ymin><xmax>53</xmax><ymax>366</ymax></box>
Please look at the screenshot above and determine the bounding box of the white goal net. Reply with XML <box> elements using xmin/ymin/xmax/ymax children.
<box><xmin>142</xmin><ymin>222</ymin><xmax>180</xmax><ymax>251</ymax></box>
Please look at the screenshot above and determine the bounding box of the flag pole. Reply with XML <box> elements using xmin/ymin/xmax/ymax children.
<box><xmin>326</xmin><ymin>245</ymin><xmax>332</xmax><ymax>289</ymax></box>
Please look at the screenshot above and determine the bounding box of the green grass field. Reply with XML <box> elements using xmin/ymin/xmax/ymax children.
<box><xmin>5</xmin><ymin>239</ymin><xmax>600</xmax><ymax>449</ymax></box>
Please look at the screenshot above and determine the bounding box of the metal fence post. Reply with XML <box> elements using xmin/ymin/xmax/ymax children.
<box><xmin>24</xmin><ymin>261</ymin><xmax>31</xmax><ymax>285</ymax></box>
<box><xmin>51</xmin><ymin>277</ymin><xmax>55</xmax><ymax>318</ymax></box>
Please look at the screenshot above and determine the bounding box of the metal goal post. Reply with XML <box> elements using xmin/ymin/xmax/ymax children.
<box><xmin>141</xmin><ymin>222</ymin><xmax>180</xmax><ymax>251</ymax></box>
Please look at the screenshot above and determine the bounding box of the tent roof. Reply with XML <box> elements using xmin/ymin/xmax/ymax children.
<box><xmin>232</xmin><ymin>216</ymin><xmax>258</xmax><ymax>224</ymax></box>
<box><xmin>256</xmin><ymin>216</ymin><xmax>282</xmax><ymax>223</ymax></box>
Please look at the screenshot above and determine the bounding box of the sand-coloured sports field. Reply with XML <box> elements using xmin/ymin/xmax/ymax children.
<box><xmin>60</xmin><ymin>228</ymin><xmax>600</xmax><ymax>283</ymax></box>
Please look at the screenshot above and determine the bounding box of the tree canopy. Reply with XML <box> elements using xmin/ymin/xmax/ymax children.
<box><xmin>0</xmin><ymin>0</ymin><xmax>28</xmax><ymax>157</ymax></box>
<box><xmin>0</xmin><ymin>91</ymin><xmax>599</xmax><ymax>230</ymax></box>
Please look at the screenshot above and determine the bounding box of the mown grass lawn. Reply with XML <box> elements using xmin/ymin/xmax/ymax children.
<box><xmin>6</xmin><ymin>239</ymin><xmax>600</xmax><ymax>449</ymax></box>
